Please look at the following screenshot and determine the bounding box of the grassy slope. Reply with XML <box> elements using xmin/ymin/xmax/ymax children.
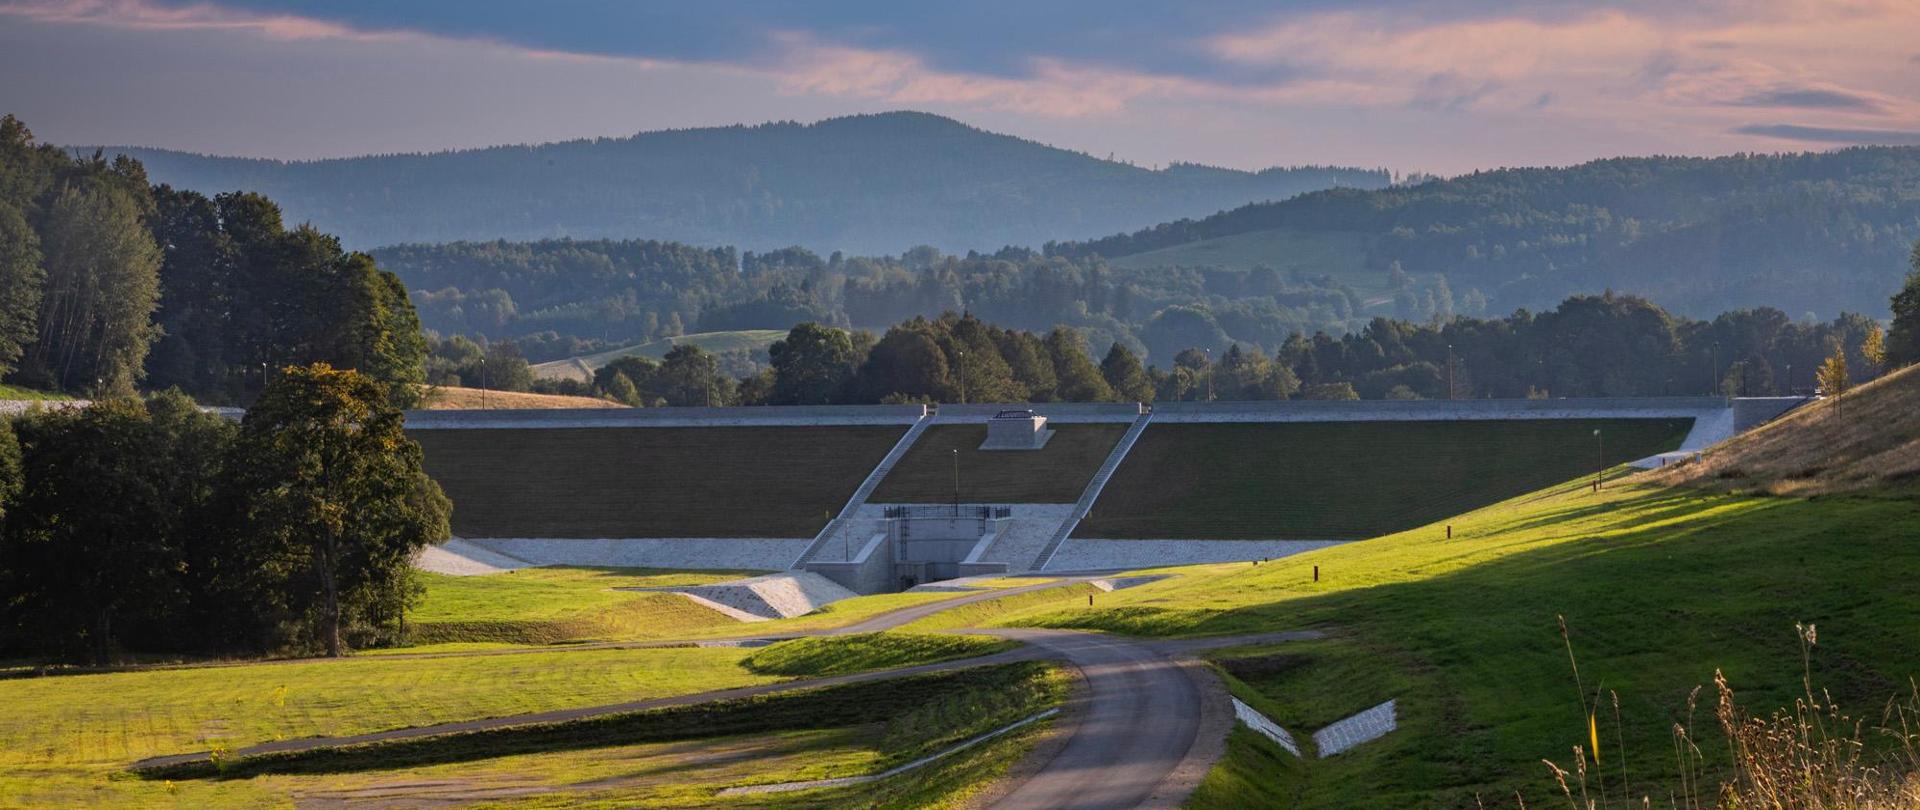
<box><xmin>1016</xmin><ymin>476</ymin><xmax>1920</xmax><ymax>806</ymax></box>
<box><xmin>1650</xmin><ymin>363</ymin><xmax>1920</xmax><ymax>496</ymax></box>
<box><xmin>418</xmin><ymin>385</ymin><xmax>625</xmax><ymax>410</ymax></box>
<box><xmin>869</xmin><ymin>423</ymin><xmax>1126</xmax><ymax>503</ymax></box>
<box><xmin>530</xmin><ymin>330</ymin><xmax>787</xmax><ymax>383</ymax></box>
<box><xmin>743</xmin><ymin>633</ymin><xmax>1017</xmax><ymax>677</ymax></box>
<box><xmin>0</xmin><ymin>383</ymin><xmax>72</xmax><ymax>401</ymax></box>
<box><xmin>1078</xmin><ymin>418</ymin><xmax>1691</xmax><ymax>539</ymax></box>
<box><xmin>406</xmin><ymin>567</ymin><xmax>756</xmax><ymax>646</ymax></box>
<box><xmin>118</xmin><ymin>663</ymin><xmax>1066</xmax><ymax>809</ymax></box>
<box><xmin>411</xmin><ymin>425</ymin><xmax>905</xmax><ymax>538</ymax></box>
<box><xmin>0</xmin><ymin>646</ymin><xmax>779</xmax><ymax>806</ymax></box>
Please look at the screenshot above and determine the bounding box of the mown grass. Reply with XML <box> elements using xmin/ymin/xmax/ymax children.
<box><xmin>869</xmin><ymin>423</ymin><xmax>1126</xmax><ymax>503</ymax></box>
<box><xmin>893</xmin><ymin>583</ymin><xmax>1107</xmax><ymax>633</ymax></box>
<box><xmin>137</xmin><ymin>661</ymin><xmax>1066</xmax><ymax>784</ymax></box>
<box><xmin>411</xmin><ymin>425</ymin><xmax>905</xmax><ymax>538</ymax></box>
<box><xmin>743</xmin><ymin>633</ymin><xmax>1016</xmax><ymax>677</ymax></box>
<box><xmin>0</xmin><ymin>646</ymin><xmax>779</xmax><ymax>807</ymax></box>
<box><xmin>1017</xmin><ymin>475</ymin><xmax>1920</xmax><ymax>806</ymax></box>
<box><xmin>405</xmin><ymin>567</ymin><xmax>754</xmax><ymax>646</ymax></box>
<box><xmin>1078</xmin><ymin>418</ymin><xmax>1690</xmax><ymax>539</ymax></box>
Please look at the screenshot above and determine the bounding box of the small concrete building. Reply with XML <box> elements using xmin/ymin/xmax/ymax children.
<box><xmin>981</xmin><ymin>409</ymin><xmax>1052</xmax><ymax>450</ymax></box>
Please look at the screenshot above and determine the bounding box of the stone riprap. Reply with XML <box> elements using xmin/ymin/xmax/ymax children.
<box><xmin>1046</xmin><ymin>539</ymin><xmax>1344</xmax><ymax>571</ymax></box>
<box><xmin>464</xmin><ymin>537</ymin><xmax>804</xmax><ymax>571</ymax></box>
<box><xmin>1231</xmin><ymin>697</ymin><xmax>1302</xmax><ymax>757</ymax></box>
<box><xmin>649</xmin><ymin>572</ymin><xmax>860</xmax><ymax>620</ymax></box>
<box><xmin>413</xmin><ymin>539</ymin><xmax>534</xmax><ymax>576</ymax></box>
<box><xmin>1313</xmin><ymin>699</ymin><xmax>1398</xmax><ymax>757</ymax></box>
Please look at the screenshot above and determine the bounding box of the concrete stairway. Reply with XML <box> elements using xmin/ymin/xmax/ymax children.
<box><xmin>1033</xmin><ymin>410</ymin><xmax>1153</xmax><ymax>570</ymax></box>
<box><xmin>790</xmin><ymin>415</ymin><xmax>931</xmax><ymax>568</ymax></box>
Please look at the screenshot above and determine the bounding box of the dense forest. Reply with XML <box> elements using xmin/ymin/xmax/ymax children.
<box><xmin>91</xmin><ymin>112</ymin><xmax>1387</xmax><ymax>254</ymax></box>
<box><xmin>0</xmin><ymin>365</ymin><xmax>449</xmax><ymax>663</ymax></box>
<box><xmin>378</xmin><ymin>239</ymin><xmax>1374</xmax><ymax>366</ymax></box>
<box><xmin>1050</xmin><ymin>147</ymin><xmax>1920</xmax><ymax>320</ymax></box>
<box><xmin>527</xmin><ymin>275</ymin><xmax>1920</xmax><ymax>409</ymax></box>
<box><xmin>0</xmin><ymin>116</ymin><xmax>426</xmax><ymax>404</ymax></box>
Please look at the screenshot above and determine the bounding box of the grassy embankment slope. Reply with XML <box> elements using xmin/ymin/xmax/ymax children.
<box><xmin>1079</xmin><ymin>418</ymin><xmax>1691</xmax><ymax>539</ymax></box>
<box><xmin>404</xmin><ymin>567</ymin><xmax>753</xmax><ymax>647</ymax></box>
<box><xmin>417</xmin><ymin>385</ymin><xmax>624</xmax><ymax>409</ymax></box>
<box><xmin>530</xmin><ymin>330</ymin><xmax>786</xmax><ymax>383</ymax></box>
<box><xmin>3</xmin><ymin>577</ymin><xmax>1029</xmax><ymax>808</ymax></box>
<box><xmin>412</xmin><ymin>425</ymin><xmax>904</xmax><ymax>538</ymax></box>
<box><xmin>869</xmin><ymin>423</ymin><xmax>1126</xmax><ymax>503</ymax></box>
<box><xmin>985</xmin><ymin>369</ymin><xmax>1920</xmax><ymax>806</ymax></box>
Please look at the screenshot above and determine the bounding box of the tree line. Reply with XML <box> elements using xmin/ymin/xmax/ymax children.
<box><xmin>0</xmin><ymin>364</ymin><xmax>449</xmax><ymax>664</ymax></box>
<box><xmin>558</xmin><ymin>260</ymin><xmax>1920</xmax><ymax>408</ymax></box>
<box><xmin>0</xmin><ymin>115</ymin><xmax>427</xmax><ymax>405</ymax></box>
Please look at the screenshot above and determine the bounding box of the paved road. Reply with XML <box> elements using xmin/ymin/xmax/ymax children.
<box><xmin>984</xmin><ymin>629</ymin><xmax>1211</xmax><ymax>810</ymax></box>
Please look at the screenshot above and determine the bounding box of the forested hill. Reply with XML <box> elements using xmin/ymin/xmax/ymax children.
<box><xmin>1048</xmin><ymin>147</ymin><xmax>1920</xmax><ymax>320</ymax></box>
<box><xmin>86</xmin><ymin>112</ymin><xmax>1387</xmax><ymax>254</ymax></box>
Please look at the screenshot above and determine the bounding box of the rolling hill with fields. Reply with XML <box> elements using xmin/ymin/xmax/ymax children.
<box><xmin>87</xmin><ymin>112</ymin><xmax>1386</xmax><ymax>254</ymax></box>
<box><xmin>1055</xmin><ymin>147</ymin><xmax>1920</xmax><ymax>320</ymax></box>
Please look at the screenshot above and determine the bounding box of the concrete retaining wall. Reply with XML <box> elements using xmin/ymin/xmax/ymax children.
<box><xmin>405</xmin><ymin>404</ymin><xmax>928</xmax><ymax>430</ymax></box>
<box><xmin>1151</xmin><ymin>397</ymin><xmax>1730</xmax><ymax>423</ymax></box>
<box><xmin>463</xmin><ymin>537</ymin><xmax>805</xmax><ymax>571</ymax></box>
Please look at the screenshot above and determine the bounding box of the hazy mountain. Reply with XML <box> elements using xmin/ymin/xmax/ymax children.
<box><xmin>85</xmin><ymin>112</ymin><xmax>1387</xmax><ymax>254</ymax></box>
<box><xmin>1048</xmin><ymin>147</ymin><xmax>1920</xmax><ymax>320</ymax></box>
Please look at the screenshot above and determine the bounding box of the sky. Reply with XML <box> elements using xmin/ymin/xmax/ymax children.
<box><xmin>2</xmin><ymin>0</ymin><xmax>1918</xmax><ymax>174</ymax></box>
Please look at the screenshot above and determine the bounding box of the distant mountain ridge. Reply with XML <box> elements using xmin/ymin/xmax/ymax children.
<box><xmin>1048</xmin><ymin>146</ymin><xmax>1920</xmax><ymax>319</ymax></box>
<box><xmin>83</xmin><ymin>112</ymin><xmax>1388</xmax><ymax>254</ymax></box>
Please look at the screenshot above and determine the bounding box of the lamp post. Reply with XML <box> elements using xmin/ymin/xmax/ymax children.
<box><xmin>479</xmin><ymin>356</ymin><xmax>488</xmax><ymax>410</ymax></box>
<box><xmin>956</xmin><ymin>350</ymin><xmax>967</xmax><ymax>403</ymax></box>
<box><xmin>1446</xmin><ymin>343</ymin><xmax>1456</xmax><ymax>401</ymax></box>
<box><xmin>1204</xmin><ymin>347</ymin><xmax>1214</xmax><ymax>402</ymax></box>
<box><xmin>951</xmin><ymin>448</ymin><xmax>961</xmax><ymax>511</ymax></box>
<box><xmin>1592</xmin><ymin>428</ymin><xmax>1604</xmax><ymax>492</ymax></box>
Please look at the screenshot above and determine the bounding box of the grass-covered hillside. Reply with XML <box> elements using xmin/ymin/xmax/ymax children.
<box><xmin>997</xmin><ymin>401</ymin><xmax>1920</xmax><ymax>804</ymax></box>
<box><xmin>1078</xmin><ymin>418</ymin><xmax>1691</xmax><ymax>539</ymax></box>
<box><xmin>410</xmin><ymin>425</ymin><xmax>905</xmax><ymax>538</ymax></box>
<box><xmin>1650</xmin><ymin>363</ymin><xmax>1920</xmax><ymax>496</ymax></box>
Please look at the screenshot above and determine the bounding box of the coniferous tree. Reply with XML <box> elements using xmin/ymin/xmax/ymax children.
<box><xmin>1100</xmin><ymin>342</ymin><xmax>1154</xmax><ymax>402</ymax></box>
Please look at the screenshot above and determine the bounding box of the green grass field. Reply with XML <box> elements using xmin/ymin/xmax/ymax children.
<box><xmin>0</xmin><ymin>383</ymin><xmax>72</xmax><ymax>401</ymax></box>
<box><xmin>406</xmin><ymin>567</ymin><xmax>758</xmax><ymax>646</ymax></box>
<box><xmin>1077</xmin><ymin>419</ymin><xmax>1691</xmax><ymax>539</ymax></box>
<box><xmin>1013</xmin><ymin>476</ymin><xmax>1920</xmax><ymax>806</ymax></box>
<box><xmin>412</xmin><ymin>425</ymin><xmax>905</xmax><ymax>538</ymax></box>
<box><xmin>530</xmin><ymin>330</ymin><xmax>787</xmax><ymax>383</ymax></box>
<box><xmin>869</xmin><ymin>423</ymin><xmax>1126</xmax><ymax>503</ymax></box>
<box><xmin>0</xmin><ymin>645</ymin><xmax>780</xmax><ymax>807</ymax></box>
<box><xmin>124</xmin><ymin>662</ymin><xmax>1068</xmax><ymax>809</ymax></box>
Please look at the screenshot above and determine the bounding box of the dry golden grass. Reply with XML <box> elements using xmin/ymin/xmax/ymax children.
<box><xmin>1645</xmin><ymin>364</ymin><xmax>1920</xmax><ymax>496</ymax></box>
<box><xmin>418</xmin><ymin>385</ymin><xmax>625</xmax><ymax>410</ymax></box>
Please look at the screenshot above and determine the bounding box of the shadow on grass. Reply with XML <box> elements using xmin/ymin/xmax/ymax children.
<box><xmin>135</xmin><ymin>662</ymin><xmax>1057</xmax><ymax>782</ymax></box>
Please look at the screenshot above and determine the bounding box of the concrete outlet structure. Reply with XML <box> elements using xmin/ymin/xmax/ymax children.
<box><xmin>980</xmin><ymin>409</ymin><xmax>1052</xmax><ymax>450</ymax></box>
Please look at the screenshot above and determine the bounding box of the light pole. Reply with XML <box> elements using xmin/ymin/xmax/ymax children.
<box><xmin>951</xmin><ymin>448</ymin><xmax>961</xmax><ymax>511</ymax></box>
<box><xmin>1204</xmin><ymin>347</ymin><xmax>1215</xmax><ymax>402</ymax></box>
<box><xmin>1592</xmin><ymin>428</ymin><xmax>1604</xmax><ymax>492</ymax></box>
<box><xmin>956</xmin><ymin>350</ymin><xmax>967</xmax><ymax>403</ymax></box>
<box><xmin>1446</xmin><ymin>343</ymin><xmax>1456</xmax><ymax>401</ymax></box>
<box><xmin>479</xmin><ymin>356</ymin><xmax>488</xmax><ymax>410</ymax></box>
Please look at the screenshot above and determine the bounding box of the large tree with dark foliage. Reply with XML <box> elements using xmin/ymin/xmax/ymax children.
<box><xmin>224</xmin><ymin>364</ymin><xmax>449</xmax><ymax>657</ymax></box>
<box><xmin>1890</xmin><ymin>240</ymin><xmax>1920</xmax><ymax>367</ymax></box>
